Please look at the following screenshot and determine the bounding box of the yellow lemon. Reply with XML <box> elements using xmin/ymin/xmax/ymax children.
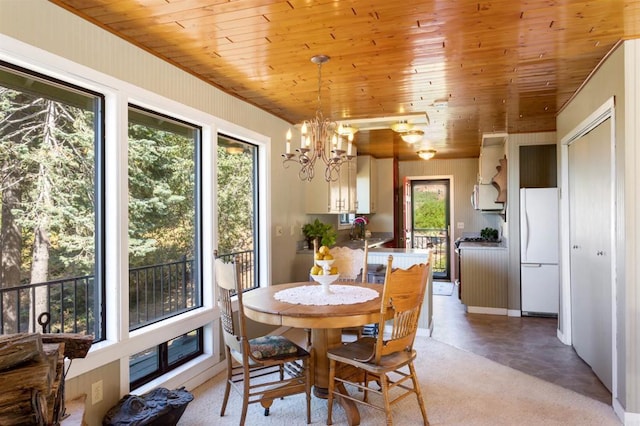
<box><xmin>329</xmin><ymin>266</ymin><xmax>338</xmax><ymax>275</ymax></box>
<box><xmin>323</xmin><ymin>254</ymin><xmax>334</xmax><ymax>260</ymax></box>
<box><xmin>314</xmin><ymin>252</ymin><xmax>323</xmax><ymax>260</ymax></box>
<box><xmin>319</xmin><ymin>245</ymin><xmax>330</xmax><ymax>255</ymax></box>
<box><xmin>310</xmin><ymin>265</ymin><xmax>322</xmax><ymax>275</ymax></box>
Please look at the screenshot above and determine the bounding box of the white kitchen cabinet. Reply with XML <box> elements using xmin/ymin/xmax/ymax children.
<box><xmin>356</xmin><ymin>155</ymin><xmax>378</xmax><ymax>214</ymax></box>
<box><xmin>304</xmin><ymin>157</ymin><xmax>357</xmax><ymax>214</ymax></box>
<box><xmin>479</xmin><ymin>133</ymin><xmax>507</xmax><ymax>184</ymax></box>
<box><xmin>479</xmin><ymin>144</ymin><xmax>504</xmax><ymax>183</ymax></box>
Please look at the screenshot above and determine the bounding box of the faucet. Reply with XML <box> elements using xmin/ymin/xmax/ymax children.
<box><xmin>351</xmin><ymin>216</ymin><xmax>368</xmax><ymax>240</ymax></box>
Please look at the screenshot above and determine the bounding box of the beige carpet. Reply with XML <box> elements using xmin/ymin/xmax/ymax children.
<box><xmin>178</xmin><ymin>337</ymin><xmax>620</xmax><ymax>425</ymax></box>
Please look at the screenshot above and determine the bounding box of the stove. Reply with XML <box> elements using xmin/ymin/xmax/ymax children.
<box><xmin>460</xmin><ymin>237</ymin><xmax>487</xmax><ymax>242</ymax></box>
<box><xmin>454</xmin><ymin>234</ymin><xmax>501</xmax><ymax>248</ymax></box>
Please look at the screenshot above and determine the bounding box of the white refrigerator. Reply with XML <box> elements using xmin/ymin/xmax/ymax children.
<box><xmin>520</xmin><ymin>188</ymin><xmax>559</xmax><ymax>316</ymax></box>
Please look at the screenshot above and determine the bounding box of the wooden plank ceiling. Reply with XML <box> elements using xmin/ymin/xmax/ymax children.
<box><xmin>51</xmin><ymin>0</ymin><xmax>640</xmax><ymax>160</ymax></box>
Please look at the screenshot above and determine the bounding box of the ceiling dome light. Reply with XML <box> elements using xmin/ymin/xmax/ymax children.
<box><xmin>390</xmin><ymin>120</ymin><xmax>413</xmax><ymax>133</ymax></box>
<box><xmin>417</xmin><ymin>149</ymin><xmax>436</xmax><ymax>160</ymax></box>
<box><xmin>400</xmin><ymin>129</ymin><xmax>424</xmax><ymax>144</ymax></box>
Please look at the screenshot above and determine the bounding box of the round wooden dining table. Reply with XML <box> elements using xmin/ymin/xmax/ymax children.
<box><xmin>242</xmin><ymin>281</ymin><xmax>382</xmax><ymax>426</ymax></box>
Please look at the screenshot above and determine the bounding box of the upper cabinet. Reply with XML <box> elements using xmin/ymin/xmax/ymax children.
<box><xmin>479</xmin><ymin>133</ymin><xmax>507</xmax><ymax>184</ymax></box>
<box><xmin>356</xmin><ymin>155</ymin><xmax>378</xmax><ymax>214</ymax></box>
<box><xmin>305</xmin><ymin>157</ymin><xmax>357</xmax><ymax>214</ymax></box>
<box><xmin>474</xmin><ymin>133</ymin><xmax>507</xmax><ymax>211</ymax></box>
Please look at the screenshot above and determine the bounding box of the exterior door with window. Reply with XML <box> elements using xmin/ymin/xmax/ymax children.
<box><xmin>403</xmin><ymin>177</ymin><xmax>451</xmax><ymax>280</ymax></box>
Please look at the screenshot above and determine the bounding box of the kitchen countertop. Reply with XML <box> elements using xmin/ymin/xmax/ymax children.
<box><xmin>297</xmin><ymin>235</ymin><xmax>393</xmax><ymax>253</ymax></box>
<box><xmin>457</xmin><ymin>240</ymin><xmax>507</xmax><ymax>249</ymax></box>
<box><xmin>369</xmin><ymin>247</ymin><xmax>431</xmax><ymax>255</ymax></box>
<box><xmin>339</xmin><ymin>237</ymin><xmax>393</xmax><ymax>249</ymax></box>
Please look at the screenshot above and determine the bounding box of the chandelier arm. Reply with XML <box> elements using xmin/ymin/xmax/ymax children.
<box><xmin>282</xmin><ymin>54</ymin><xmax>353</xmax><ymax>183</ymax></box>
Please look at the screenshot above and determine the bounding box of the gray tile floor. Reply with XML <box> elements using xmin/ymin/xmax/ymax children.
<box><xmin>431</xmin><ymin>283</ymin><xmax>612</xmax><ymax>405</ymax></box>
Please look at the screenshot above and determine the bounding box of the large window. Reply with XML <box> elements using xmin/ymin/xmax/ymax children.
<box><xmin>127</xmin><ymin>106</ymin><xmax>202</xmax><ymax>330</ymax></box>
<box><xmin>0</xmin><ymin>62</ymin><xmax>104</xmax><ymax>340</ymax></box>
<box><xmin>216</xmin><ymin>136</ymin><xmax>259</xmax><ymax>292</ymax></box>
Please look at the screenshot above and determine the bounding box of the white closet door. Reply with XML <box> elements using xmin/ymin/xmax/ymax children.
<box><xmin>568</xmin><ymin>118</ymin><xmax>612</xmax><ymax>392</ymax></box>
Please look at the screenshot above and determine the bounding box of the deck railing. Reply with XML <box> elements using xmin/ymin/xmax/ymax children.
<box><xmin>0</xmin><ymin>249</ymin><xmax>256</xmax><ymax>340</ymax></box>
<box><xmin>215</xmin><ymin>250</ymin><xmax>255</xmax><ymax>292</ymax></box>
<box><xmin>0</xmin><ymin>274</ymin><xmax>101</xmax><ymax>338</ymax></box>
<box><xmin>412</xmin><ymin>228</ymin><xmax>449</xmax><ymax>278</ymax></box>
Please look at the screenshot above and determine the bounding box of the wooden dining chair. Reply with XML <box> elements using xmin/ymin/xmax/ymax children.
<box><xmin>326</xmin><ymin>253</ymin><xmax>432</xmax><ymax>426</ymax></box>
<box><xmin>215</xmin><ymin>257</ymin><xmax>312</xmax><ymax>425</ymax></box>
<box><xmin>331</xmin><ymin>244</ymin><xmax>369</xmax><ymax>341</ymax></box>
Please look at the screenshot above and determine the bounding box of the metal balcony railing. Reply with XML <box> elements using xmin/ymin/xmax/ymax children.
<box><xmin>412</xmin><ymin>228</ymin><xmax>449</xmax><ymax>279</ymax></box>
<box><xmin>0</xmin><ymin>274</ymin><xmax>101</xmax><ymax>338</ymax></box>
<box><xmin>215</xmin><ymin>250</ymin><xmax>255</xmax><ymax>292</ymax></box>
<box><xmin>0</xmin><ymin>249</ymin><xmax>256</xmax><ymax>341</ymax></box>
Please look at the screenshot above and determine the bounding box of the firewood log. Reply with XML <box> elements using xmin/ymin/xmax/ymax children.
<box><xmin>41</xmin><ymin>333</ymin><xmax>93</xmax><ymax>359</ymax></box>
<box><xmin>0</xmin><ymin>333</ymin><xmax>43</xmax><ymax>371</ymax></box>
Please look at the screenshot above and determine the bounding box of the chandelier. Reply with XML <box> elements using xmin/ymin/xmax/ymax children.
<box><xmin>282</xmin><ymin>55</ymin><xmax>354</xmax><ymax>182</ymax></box>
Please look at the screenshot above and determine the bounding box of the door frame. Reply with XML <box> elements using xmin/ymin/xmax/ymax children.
<box><xmin>403</xmin><ymin>175</ymin><xmax>455</xmax><ymax>280</ymax></box>
<box><xmin>559</xmin><ymin>96</ymin><xmax>617</xmax><ymax>398</ymax></box>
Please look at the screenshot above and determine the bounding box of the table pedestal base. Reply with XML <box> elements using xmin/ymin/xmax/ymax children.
<box><xmin>311</xmin><ymin>328</ymin><xmax>361</xmax><ymax>426</ymax></box>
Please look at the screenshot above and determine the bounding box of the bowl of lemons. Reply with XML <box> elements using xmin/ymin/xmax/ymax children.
<box><xmin>310</xmin><ymin>272</ymin><xmax>340</xmax><ymax>286</ymax></box>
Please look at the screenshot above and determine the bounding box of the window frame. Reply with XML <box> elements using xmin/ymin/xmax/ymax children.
<box><xmin>0</xmin><ymin>60</ymin><xmax>107</xmax><ymax>342</ymax></box>
<box><xmin>0</xmin><ymin>33</ymin><xmax>271</xmax><ymax>392</ymax></box>
<box><xmin>127</xmin><ymin>104</ymin><xmax>204</xmax><ymax>330</ymax></box>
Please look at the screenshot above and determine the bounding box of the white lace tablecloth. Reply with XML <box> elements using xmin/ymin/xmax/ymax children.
<box><xmin>274</xmin><ymin>284</ymin><xmax>379</xmax><ymax>306</ymax></box>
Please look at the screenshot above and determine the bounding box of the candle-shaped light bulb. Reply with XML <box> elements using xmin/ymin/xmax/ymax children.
<box><xmin>347</xmin><ymin>141</ymin><xmax>353</xmax><ymax>156</ymax></box>
<box><xmin>286</xmin><ymin>128</ymin><xmax>292</xmax><ymax>154</ymax></box>
<box><xmin>301</xmin><ymin>123</ymin><xmax>307</xmax><ymax>148</ymax></box>
<box><xmin>332</xmin><ymin>134</ymin><xmax>337</xmax><ymax>149</ymax></box>
<box><xmin>338</xmin><ymin>136</ymin><xmax>343</xmax><ymax>151</ymax></box>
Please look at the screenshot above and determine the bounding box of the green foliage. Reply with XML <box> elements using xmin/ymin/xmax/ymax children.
<box><xmin>0</xmin><ymin>86</ymin><xmax>97</xmax><ymax>281</ymax></box>
<box><xmin>413</xmin><ymin>190</ymin><xmax>445</xmax><ymax>229</ymax></box>
<box><xmin>127</xmin><ymin>119</ymin><xmax>196</xmax><ymax>266</ymax></box>
<box><xmin>302</xmin><ymin>218</ymin><xmax>337</xmax><ymax>247</ymax></box>
<box><xmin>216</xmin><ymin>143</ymin><xmax>254</xmax><ymax>255</ymax></box>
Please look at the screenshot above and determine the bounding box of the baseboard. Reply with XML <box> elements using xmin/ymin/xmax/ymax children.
<box><xmin>467</xmin><ymin>306</ymin><xmax>508</xmax><ymax>315</ymax></box>
<box><xmin>613</xmin><ymin>397</ymin><xmax>640</xmax><ymax>425</ymax></box>
<box><xmin>556</xmin><ymin>328</ymin><xmax>570</xmax><ymax>345</ymax></box>
<box><xmin>507</xmin><ymin>309</ymin><xmax>521</xmax><ymax>317</ymax></box>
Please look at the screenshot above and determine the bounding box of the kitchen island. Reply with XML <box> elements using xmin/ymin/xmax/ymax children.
<box><xmin>457</xmin><ymin>240</ymin><xmax>508</xmax><ymax>315</ymax></box>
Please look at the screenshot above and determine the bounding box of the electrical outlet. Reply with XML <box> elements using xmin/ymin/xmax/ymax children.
<box><xmin>457</xmin><ymin>222</ymin><xmax>465</xmax><ymax>229</ymax></box>
<box><xmin>91</xmin><ymin>379</ymin><xmax>103</xmax><ymax>405</ymax></box>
